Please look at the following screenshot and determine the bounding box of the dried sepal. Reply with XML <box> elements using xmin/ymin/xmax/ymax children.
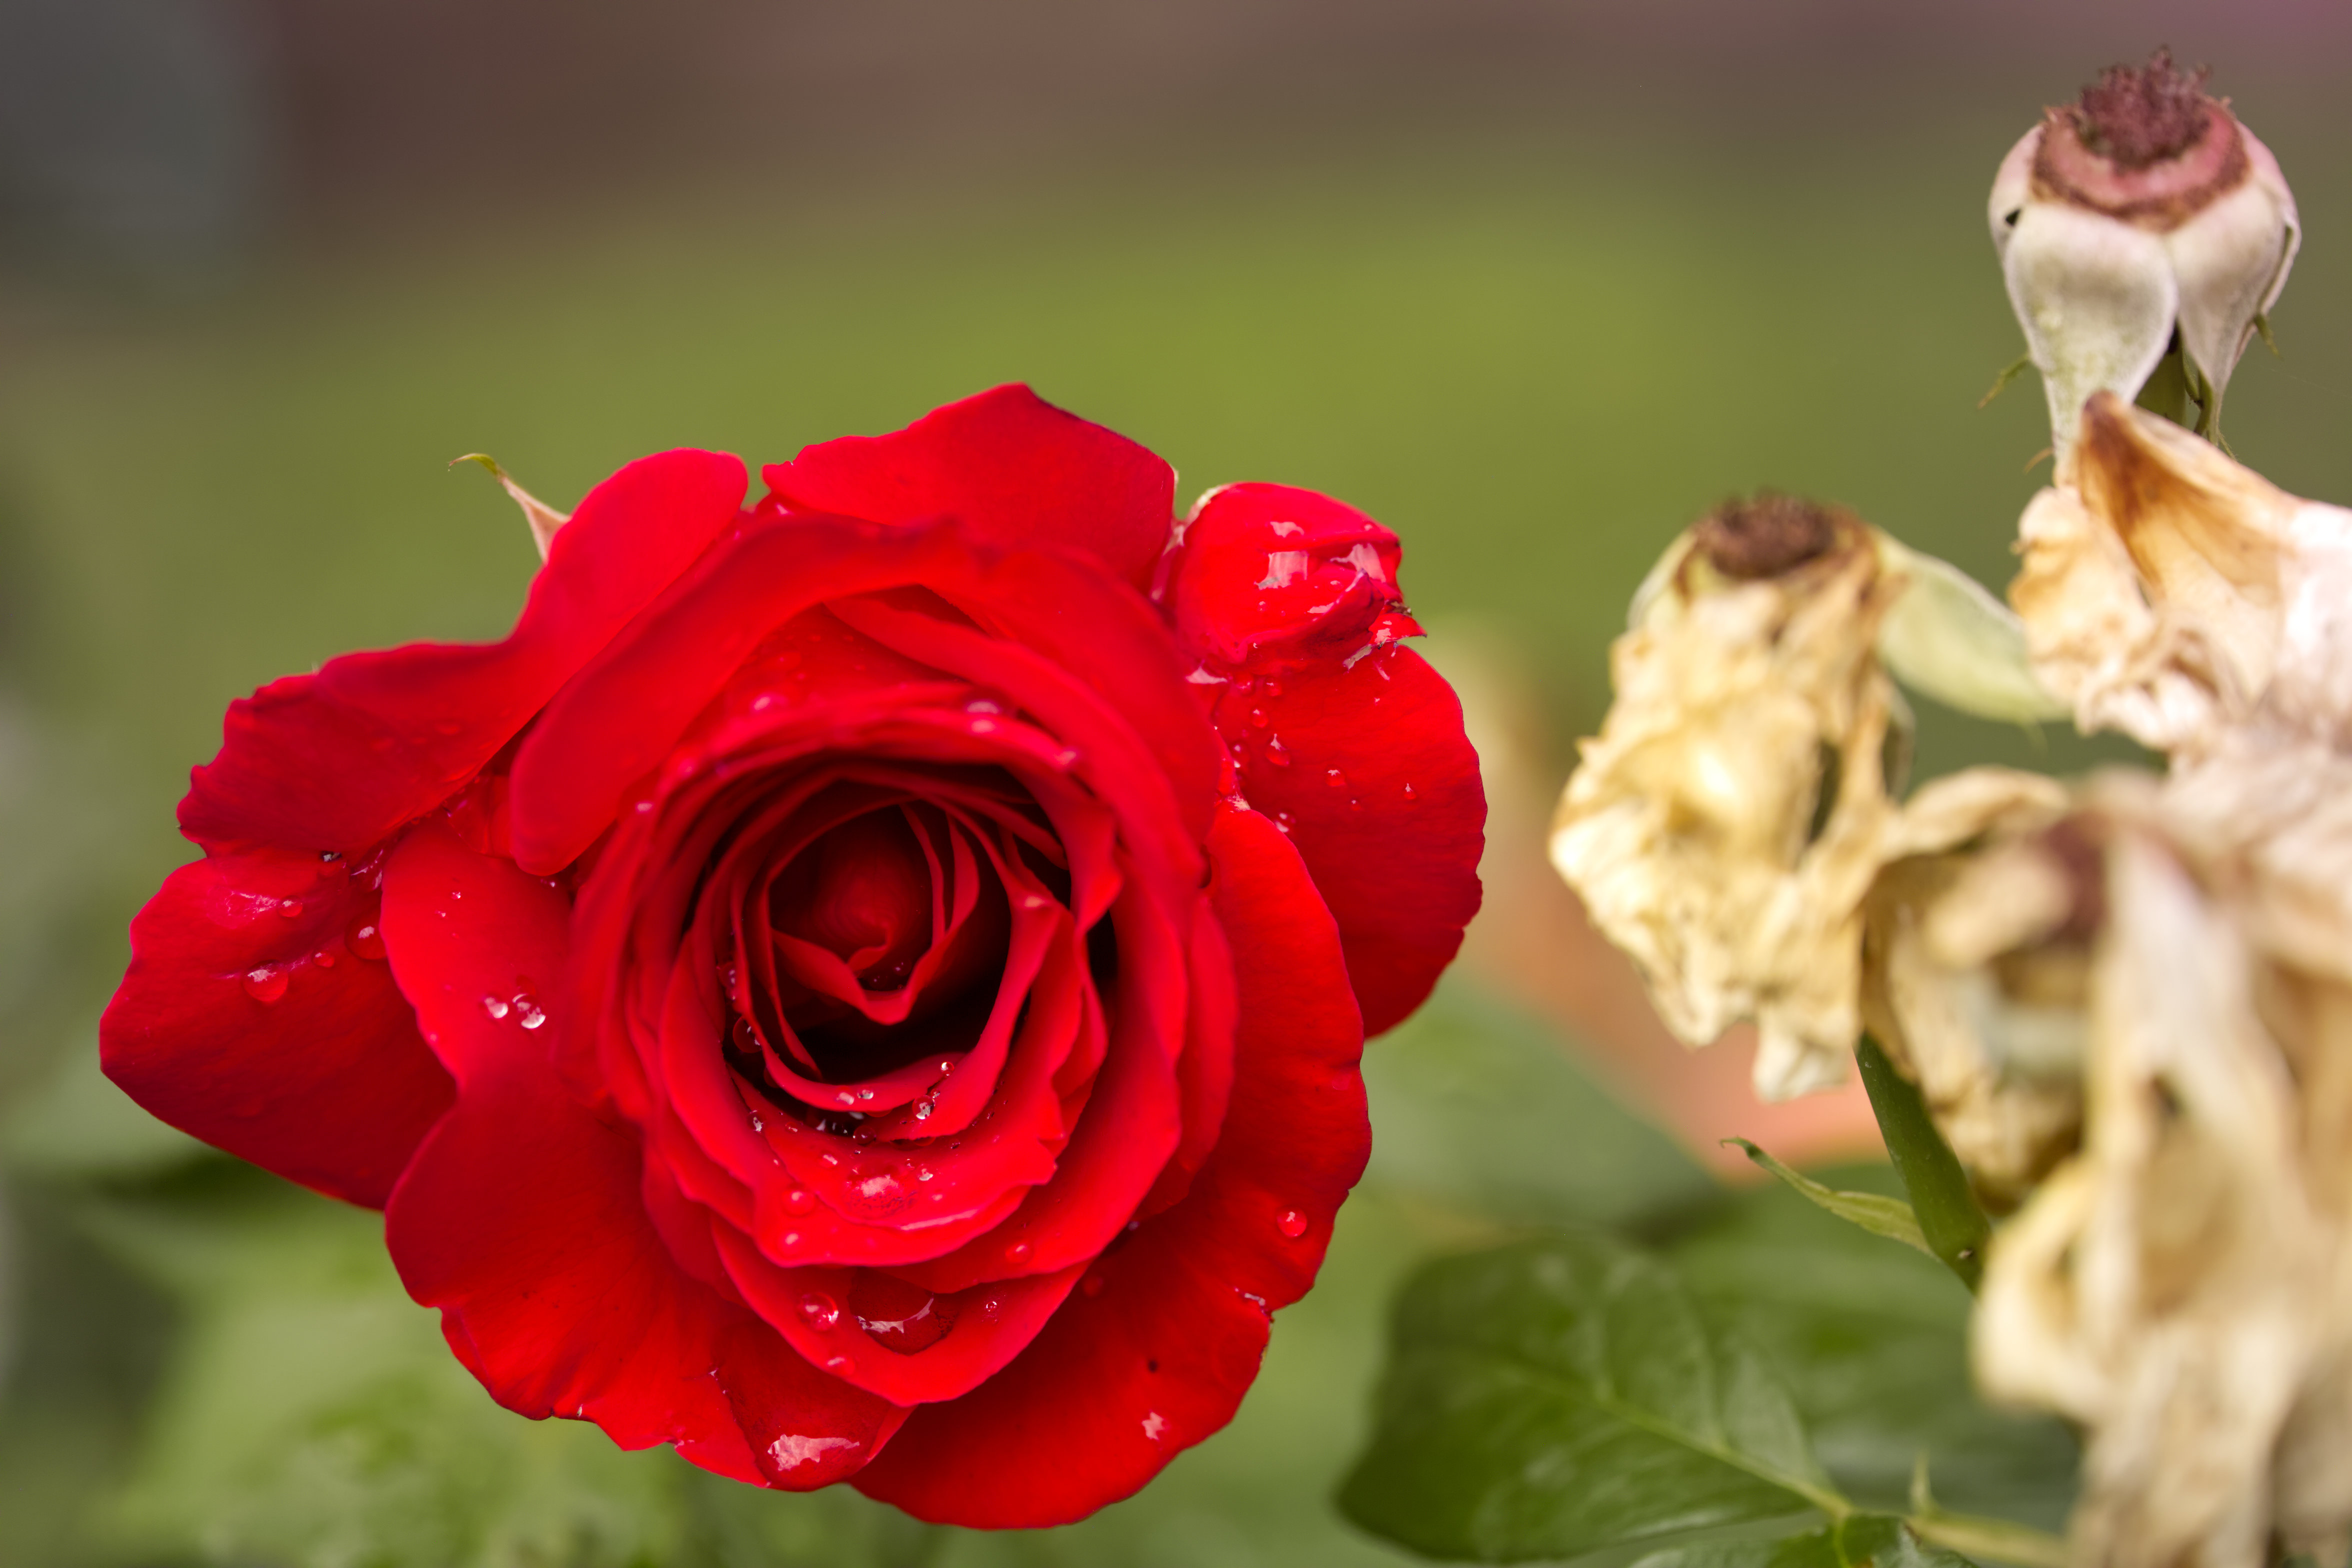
<box><xmin>453</xmin><ymin>452</ymin><xmax>572</xmax><ymax>561</ymax></box>
<box><xmin>1551</xmin><ymin>497</ymin><xmax>1904</xmax><ymax>1100</ymax></box>
<box><xmin>1861</xmin><ymin>768</ymin><xmax>2082</xmax><ymax>1208</ymax></box>
<box><xmin>2012</xmin><ymin>393</ymin><xmax>2352</xmax><ymax>757</ymax></box>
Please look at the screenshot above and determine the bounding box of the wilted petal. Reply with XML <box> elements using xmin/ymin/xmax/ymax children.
<box><xmin>2012</xmin><ymin>394</ymin><xmax>2352</xmax><ymax>757</ymax></box>
<box><xmin>1863</xmin><ymin>769</ymin><xmax>2082</xmax><ymax>1206</ymax></box>
<box><xmin>1974</xmin><ymin>800</ymin><xmax>2334</xmax><ymax>1568</ymax></box>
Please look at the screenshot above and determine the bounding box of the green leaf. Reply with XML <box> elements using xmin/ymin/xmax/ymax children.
<box><xmin>1720</xmin><ymin>1140</ymin><xmax>1931</xmax><ymax>1261</ymax></box>
<box><xmin>80</xmin><ymin>1171</ymin><xmax>687</xmax><ymax>1568</ymax></box>
<box><xmin>1628</xmin><ymin>1516</ymin><xmax>1976</xmax><ymax>1568</ymax></box>
<box><xmin>1338</xmin><ymin>1230</ymin><xmax>1841</xmax><ymax>1562</ymax></box>
<box><xmin>1853</xmin><ymin>1037</ymin><xmax>1990</xmax><ymax>1292</ymax></box>
<box><xmin>1664</xmin><ymin>1175</ymin><xmax>2077</xmax><ymax>1531</ymax></box>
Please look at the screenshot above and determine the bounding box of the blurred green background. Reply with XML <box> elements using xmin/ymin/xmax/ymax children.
<box><xmin>4</xmin><ymin>2</ymin><xmax>2350</xmax><ymax>1562</ymax></box>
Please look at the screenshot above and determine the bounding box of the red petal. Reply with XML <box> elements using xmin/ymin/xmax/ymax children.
<box><xmin>380</xmin><ymin>822</ymin><xmax>904</xmax><ymax>1486</ymax></box>
<box><xmin>853</xmin><ymin>808</ymin><xmax>1368</xmax><ymax>1526</ymax></box>
<box><xmin>178</xmin><ymin>449</ymin><xmax>747</xmax><ymax>856</ymax></box>
<box><xmin>761</xmin><ymin>384</ymin><xmax>1174</xmax><ymax>590</ymax></box>
<box><xmin>98</xmin><ymin>845</ymin><xmax>450</xmax><ymax>1207</ymax></box>
<box><xmin>1223</xmin><ymin>644</ymin><xmax>1484</xmax><ymax>1034</ymax></box>
<box><xmin>1160</xmin><ymin>482</ymin><xmax>1411</xmax><ymax>670</ymax></box>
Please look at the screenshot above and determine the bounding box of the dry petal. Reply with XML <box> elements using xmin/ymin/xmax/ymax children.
<box><xmin>1862</xmin><ymin>768</ymin><xmax>2081</xmax><ymax>1205</ymax></box>
<box><xmin>2012</xmin><ymin>394</ymin><xmax>2352</xmax><ymax>758</ymax></box>
<box><xmin>1974</xmin><ymin>789</ymin><xmax>2344</xmax><ymax>1568</ymax></box>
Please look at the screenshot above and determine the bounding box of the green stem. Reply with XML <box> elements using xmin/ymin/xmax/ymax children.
<box><xmin>1854</xmin><ymin>1035</ymin><xmax>1990</xmax><ymax>1292</ymax></box>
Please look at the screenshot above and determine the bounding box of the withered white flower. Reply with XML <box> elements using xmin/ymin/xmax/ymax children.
<box><xmin>1551</xmin><ymin>496</ymin><xmax>1906</xmax><ymax>1100</ymax></box>
<box><xmin>2012</xmin><ymin>393</ymin><xmax>2352</xmax><ymax>758</ymax></box>
<box><xmin>1974</xmin><ymin>773</ymin><xmax>2352</xmax><ymax>1568</ymax></box>
<box><xmin>1860</xmin><ymin>768</ymin><xmax>2082</xmax><ymax>1207</ymax></box>
<box><xmin>1992</xmin><ymin>50</ymin><xmax>2298</xmax><ymax>468</ymax></box>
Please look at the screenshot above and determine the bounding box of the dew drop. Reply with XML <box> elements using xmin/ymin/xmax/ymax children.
<box><xmin>785</xmin><ymin>1186</ymin><xmax>817</xmax><ymax>1215</ymax></box>
<box><xmin>856</xmin><ymin>1088</ymin><xmax>875</xmax><ymax>1102</ymax></box>
<box><xmin>968</xmin><ymin>716</ymin><xmax>999</xmax><ymax>734</ymax></box>
<box><xmin>1004</xmin><ymin>1240</ymin><xmax>1033</xmax><ymax>1265</ymax></box>
<box><xmin>242</xmin><ymin>966</ymin><xmax>289</xmax><ymax>1004</ymax></box>
<box><xmin>1142</xmin><ymin>1412</ymin><xmax>1170</xmax><ymax>1442</ymax></box>
<box><xmin>1324</xmin><ymin>768</ymin><xmax>1346</xmax><ymax>789</ymax></box>
<box><xmin>844</xmin><ymin>1165</ymin><xmax>909</xmax><ymax>1218</ymax></box>
<box><xmin>312</xmin><ymin>948</ymin><xmax>337</xmax><ymax>968</ymax></box>
<box><xmin>1261</xmin><ymin>678</ymin><xmax>1282</xmax><ymax>698</ymax></box>
<box><xmin>912</xmin><ymin>1098</ymin><xmax>934</xmax><ymax>1120</ymax></box>
<box><xmin>1052</xmin><ymin>746</ymin><xmax>1082</xmax><ymax>768</ymax></box>
<box><xmin>318</xmin><ymin>850</ymin><xmax>342</xmax><ymax>863</ymax></box>
<box><xmin>277</xmin><ymin>898</ymin><xmax>304</xmax><ymax>918</ymax></box>
<box><xmin>913</xmin><ymin>1164</ymin><xmax>935</xmax><ymax>1183</ymax></box>
<box><xmin>1263</xmin><ymin>736</ymin><xmax>1291</xmax><ymax>768</ymax></box>
<box><xmin>633</xmin><ymin>798</ymin><xmax>655</xmax><ymax>815</ymax></box>
<box><xmin>798</xmin><ymin>1291</ymin><xmax>842</xmax><ymax>1331</ymax></box>
<box><xmin>1276</xmin><ymin>1208</ymin><xmax>1308</xmax><ymax>1238</ymax></box>
<box><xmin>1246</xmin><ymin>706</ymin><xmax>1269</xmax><ymax>730</ymax></box>
<box><xmin>1402</xmin><ymin>781</ymin><xmax>1418</xmax><ymax>800</ymax></box>
<box><xmin>750</xmin><ymin>692</ymin><xmax>776</xmax><ymax>712</ymax></box>
<box><xmin>481</xmin><ymin>995</ymin><xmax>511</xmax><ymax>1020</ymax></box>
<box><xmin>824</xmin><ymin>1356</ymin><xmax>854</xmax><ymax>1372</ymax></box>
<box><xmin>1273</xmin><ymin>810</ymin><xmax>1297</xmax><ymax>835</ymax></box>
<box><xmin>513</xmin><ymin>994</ymin><xmax>547</xmax><ymax>1030</ymax></box>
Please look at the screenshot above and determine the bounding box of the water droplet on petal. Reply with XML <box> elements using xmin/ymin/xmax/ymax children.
<box><xmin>856</xmin><ymin>1088</ymin><xmax>874</xmax><ymax>1102</ymax></box>
<box><xmin>912</xmin><ymin>1098</ymin><xmax>934</xmax><ymax>1120</ymax></box>
<box><xmin>1324</xmin><ymin>768</ymin><xmax>1346</xmax><ymax>789</ymax></box>
<box><xmin>242</xmin><ymin>966</ymin><xmax>288</xmax><ymax>1004</ymax></box>
<box><xmin>481</xmin><ymin>996</ymin><xmax>511</xmax><ymax>1020</ymax></box>
<box><xmin>1246</xmin><ymin>706</ymin><xmax>1269</xmax><ymax>730</ymax></box>
<box><xmin>318</xmin><ymin>850</ymin><xmax>342</xmax><ymax>863</ymax></box>
<box><xmin>1263</xmin><ymin>736</ymin><xmax>1291</xmax><ymax>768</ymax></box>
<box><xmin>785</xmin><ymin>1187</ymin><xmax>816</xmax><ymax>1215</ymax></box>
<box><xmin>844</xmin><ymin>1165</ymin><xmax>909</xmax><ymax>1218</ymax></box>
<box><xmin>1004</xmin><ymin>1240</ymin><xmax>1033</xmax><ymax>1265</ymax></box>
<box><xmin>1052</xmin><ymin>746</ymin><xmax>1082</xmax><ymax>768</ymax></box>
<box><xmin>1402</xmin><ymin>781</ymin><xmax>1417</xmax><ymax>800</ymax></box>
<box><xmin>312</xmin><ymin>948</ymin><xmax>337</xmax><ymax>968</ymax></box>
<box><xmin>346</xmin><ymin>920</ymin><xmax>386</xmax><ymax>961</ymax></box>
<box><xmin>798</xmin><ymin>1291</ymin><xmax>842</xmax><ymax>1330</ymax></box>
<box><xmin>1142</xmin><ymin>1412</ymin><xmax>1170</xmax><ymax>1442</ymax></box>
<box><xmin>824</xmin><ymin>1355</ymin><xmax>854</xmax><ymax>1373</ymax></box>
<box><xmin>277</xmin><ymin>898</ymin><xmax>304</xmax><ymax>919</ymax></box>
<box><xmin>512</xmin><ymin>994</ymin><xmax>546</xmax><ymax>1030</ymax></box>
<box><xmin>1276</xmin><ymin>1209</ymin><xmax>1308</xmax><ymax>1238</ymax></box>
<box><xmin>1261</xmin><ymin>678</ymin><xmax>1284</xmax><ymax>698</ymax></box>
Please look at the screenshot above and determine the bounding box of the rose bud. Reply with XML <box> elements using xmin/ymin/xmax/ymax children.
<box><xmin>1550</xmin><ymin>494</ymin><xmax>1908</xmax><ymax>1102</ymax></box>
<box><xmin>97</xmin><ymin>386</ymin><xmax>1484</xmax><ymax>1525</ymax></box>
<box><xmin>2012</xmin><ymin>392</ymin><xmax>2352</xmax><ymax>758</ymax></box>
<box><xmin>1973</xmin><ymin>772</ymin><xmax>2352</xmax><ymax>1568</ymax></box>
<box><xmin>1990</xmin><ymin>48</ymin><xmax>2298</xmax><ymax>467</ymax></box>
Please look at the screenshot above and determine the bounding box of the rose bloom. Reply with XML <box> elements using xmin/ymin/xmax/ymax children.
<box><xmin>98</xmin><ymin>386</ymin><xmax>1482</xmax><ymax>1524</ymax></box>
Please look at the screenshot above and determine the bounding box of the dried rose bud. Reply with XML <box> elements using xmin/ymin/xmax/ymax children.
<box><xmin>1860</xmin><ymin>770</ymin><xmax>2084</xmax><ymax>1208</ymax></box>
<box><xmin>1552</xmin><ymin>496</ymin><xmax>1906</xmax><ymax>1100</ymax></box>
<box><xmin>2011</xmin><ymin>392</ymin><xmax>2352</xmax><ymax>757</ymax></box>
<box><xmin>1991</xmin><ymin>50</ymin><xmax>2298</xmax><ymax>466</ymax></box>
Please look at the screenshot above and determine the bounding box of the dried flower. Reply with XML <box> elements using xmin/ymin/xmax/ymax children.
<box><xmin>1552</xmin><ymin>496</ymin><xmax>1905</xmax><ymax>1100</ymax></box>
<box><xmin>1860</xmin><ymin>768</ymin><xmax>2082</xmax><ymax>1207</ymax></box>
<box><xmin>2012</xmin><ymin>392</ymin><xmax>2352</xmax><ymax>758</ymax></box>
<box><xmin>1974</xmin><ymin>770</ymin><xmax>2352</xmax><ymax>1568</ymax></box>
<box><xmin>1992</xmin><ymin>50</ymin><xmax>2298</xmax><ymax>466</ymax></box>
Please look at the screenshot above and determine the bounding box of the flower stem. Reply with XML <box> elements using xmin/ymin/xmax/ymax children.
<box><xmin>1910</xmin><ymin>1508</ymin><xmax>2071</xmax><ymax>1568</ymax></box>
<box><xmin>1854</xmin><ymin>1034</ymin><xmax>1990</xmax><ymax>1291</ymax></box>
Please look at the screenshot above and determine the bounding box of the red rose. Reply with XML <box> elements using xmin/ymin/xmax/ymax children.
<box><xmin>100</xmin><ymin>386</ymin><xmax>1484</xmax><ymax>1526</ymax></box>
